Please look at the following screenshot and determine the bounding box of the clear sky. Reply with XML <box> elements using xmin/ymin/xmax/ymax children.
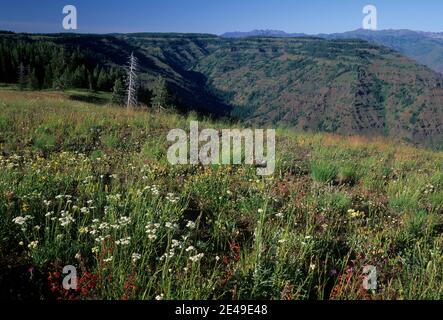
<box><xmin>1</xmin><ymin>0</ymin><xmax>443</xmax><ymax>35</ymax></box>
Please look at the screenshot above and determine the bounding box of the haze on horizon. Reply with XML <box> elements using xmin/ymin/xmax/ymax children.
<box><xmin>1</xmin><ymin>0</ymin><xmax>443</xmax><ymax>35</ymax></box>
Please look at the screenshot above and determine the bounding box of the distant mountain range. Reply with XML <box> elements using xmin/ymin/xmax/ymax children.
<box><xmin>222</xmin><ymin>29</ymin><xmax>443</xmax><ymax>73</ymax></box>
<box><xmin>221</xmin><ymin>29</ymin><xmax>307</xmax><ymax>38</ymax></box>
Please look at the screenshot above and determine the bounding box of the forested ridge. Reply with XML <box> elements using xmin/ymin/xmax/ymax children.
<box><xmin>0</xmin><ymin>36</ymin><xmax>124</xmax><ymax>91</ymax></box>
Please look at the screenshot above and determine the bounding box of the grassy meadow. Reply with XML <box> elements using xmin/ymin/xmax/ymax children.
<box><xmin>0</xmin><ymin>89</ymin><xmax>442</xmax><ymax>300</ymax></box>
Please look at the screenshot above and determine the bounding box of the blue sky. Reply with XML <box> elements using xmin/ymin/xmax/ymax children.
<box><xmin>1</xmin><ymin>0</ymin><xmax>443</xmax><ymax>34</ymax></box>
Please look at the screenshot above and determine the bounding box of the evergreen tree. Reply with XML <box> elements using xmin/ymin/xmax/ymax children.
<box><xmin>0</xmin><ymin>54</ymin><xmax>6</xmax><ymax>83</ymax></box>
<box><xmin>71</xmin><ymin>66</ymin><xmax>83</xmax><ymax>88</ymax></box>
<box><xmin>87</xmin><ymin>71</ymin><xmax>94</xmax><ymax>91</ymax></box>
<box><xmin>97</xmin><ymin>69</ymin><xmax>110</xmax><ymax>91</ymax></box>
<box><xmin>28</xmin><ymin>68</ymin><xmax>39</xmax><ymax>90</ymax></box>
<box><xmin>24</xmin><ymin>65</ymin><xmax>31</xmax><ymax>88</ymax></box>
<box><xmin>18</xmin><ymin>62</ymin><xmax>26</xmax><ymax>90</ymax></box>
<box><xmin>92</xmin><ymin>66</ymin><xmax>101</xmax><ymax>89</ymax></box>
<box><xmin>111</xmin><ymin>78</ymin><xmax>125</xmax><ymax>105</ymax></box>
<box><xmin>53</xmin><ymin>70</ymin><xmax>70</xmax><ymax>90</ymax></box>
<box><xmin>43</xmin><ymin>65</ymin><xmax>53</xmax><ymax>88</ymax></box>
<box><xmin>151</xmin><ymin>76</ymin><xmax>172</xmax><ymax>110</ymax></box>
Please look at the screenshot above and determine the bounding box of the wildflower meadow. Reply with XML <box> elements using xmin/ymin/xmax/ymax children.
<box><xmin>0</xmin><ymin>90</ymin><xmax>442</xmax><ymax>300</ymax></box>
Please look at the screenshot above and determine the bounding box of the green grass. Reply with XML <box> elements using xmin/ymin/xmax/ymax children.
<box><xmin>0</xmin><ymin>90</ymin><xmax>442</xmax><ymax>300</ymax></box>
<box><xmin>311</xmin><ymin>160</ymin><xmax>338</xmax><ymax>183</ymax></box>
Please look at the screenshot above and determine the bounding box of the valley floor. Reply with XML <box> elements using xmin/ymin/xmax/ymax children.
<box><xmin>0</xmin><ymin>90</ymin><xmax>442</xmax><ymax>300</ymax></box>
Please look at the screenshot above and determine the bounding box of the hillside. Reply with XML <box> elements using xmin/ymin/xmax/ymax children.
<box><xmin>324</xmin><ymin>29</ymin><xmax>443</xmax><ymax>74</ymax></box>
<box><xmin>193</xmin><ymin>37</ymin><xmax>443</xmax><ymax>148</ymax></box>
<box><xmin>0</xmin><ymin>32</ymin><xmax>231</xmax><ymax>115</ymax></box>
<box><xmin>0</xmin><ymin>32</ymin><xmax>442</xmax><ymax>148</ymax></box>
<box><xmin>222</xmin><ymin>29</ymin><xmax>443</xmax><ymax>75</ymax></box>
<box><xmin>0</xmin><ymin>90</ymin><xmax>442</xmax><ymax>300</ymax></box>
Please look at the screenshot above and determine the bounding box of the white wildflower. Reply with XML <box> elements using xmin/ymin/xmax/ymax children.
<box><xmin>148</xmin><ymin>234</ymin><xmax>157</xmax><ymax>241</ymax></box>
<box><xmin>186</xmin><ymin>221</ymin><xmax>196</xmax><ymax>230</ymax></box>
<box><xmin>189</xmin><ymin>253</ymin><xmax>204</xmax><ymax>263</ymax></box>
<box><xmin>118</xmin><ymin>216</ymin><xmax>131</xmax><ymax>226</ymax></box>
<box><xmin>12</xmin><ymin>215</ymin><xmax>33</xmax><ymax>226</ymax></box>
<box><xmin>99</xmin><ymin>222</ymin><xmax>110</xmax><ymax>230</ymax></box>
<box><xmin>155</xmin><ymin>294</ymin><xmax>164</xmax><ymax>301</ymax></box>
<box><xmin>132</xmin><ymin>253</ymin><xmax>141</xmax><ymax>263</ymax></box>
<box><xmin>59</xmin><ymin>211</ymin><xmax>75</xmax><ymax>227</ymax></box>
<box><xmin>171</xmin><ymin>239</ymin><xmax>181</xmax><ymax>248</ymax></box>
<box><xmin>80</xmin><ymin>207</ymin><xmax>90</xmax><ymax>214</ymax></box>
<box><xmin>115</xmin><ymin>237</ymin><xmax>131</xmax><ymax>246</ymax></box>
<box><xmin>28</xmin><ymin>240</ymin><xmax>38</xmax><ymax>249</ymax></box>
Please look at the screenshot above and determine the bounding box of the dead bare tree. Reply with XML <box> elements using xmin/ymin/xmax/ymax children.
<box><xmin>125</xmin><ymin>52</ymin><xmax>138</xmax><ymax>108</ymax></box>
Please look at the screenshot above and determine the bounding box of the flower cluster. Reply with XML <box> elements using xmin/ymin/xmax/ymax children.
<box><xmin>423</xmin><ymin>184</ymin><xmax>435</xmax><ymax>195</ymax></box>
<box><xmin>189</xmin><ymin>253</ymin><xmax>204</xmax><ymax>263</ymax></box>
<box><xmin>186</xmin><ymin>220</ymin><xmax>196</xmax><ymax>230</ymax></box>
<box><xmin>12</xmin><ymin>215</ymin><xmax>33</xmax><ymax>226</ymax></box>
<box><xmin>165</xmin><ymin>222</ymin><xmax>179</xmax><ymax>230</ymax></box>
<box><xmin>59</xmin><ymin>210</ymin><xmax>75</xmax><ymax>227</ymax></box>
<box><xmin>115</xmin><ymin>236</ymin><xmax>131</xmax><ymax>246</ymax></box>
<box><xmin>166</xmin><ymin>193</ymin><xmax>180</xmax><ymax>204</ymax></box>
<box><xmin>145</xmin><ymin>222</ymin><xmax>160</xmax><ymax>241</ymax></box>
<box><xmin>348</xmin><ymin>209</ymin><xmax>365</xmax><ymax>219</ymax></box>
<box><xmin>131</xmin><ymin>253</ymin><xmax>141</xmax><ymax>263</ymax></box>
<box><xmin>160</xmin><ymin>238</ymin><xmax>183</xmax><ymax>260</ymax></box>
<box><xmin>144</xmin><ymin>185</ymin><xmax>160</xmax><ymax>196</ymax></box>
<box><xmin>28</xmin><ymin>240</ymin><xmax>39</xmax><ymax>249</ymax></box>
